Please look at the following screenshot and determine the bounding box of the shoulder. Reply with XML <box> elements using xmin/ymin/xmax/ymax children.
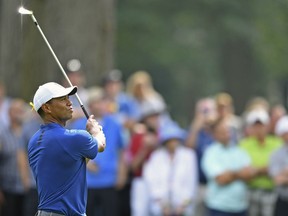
<box><xmin>266</xmin><ymin>135</ymin><xmax>282</xmax><ymax>145</ymax></box>
<box><xmin>104</xmin><ymin>115</ymin><xmax>121</xmax><ymax>126</ymax></box>
<box><xmin>233</xmin><ymin>145</ymin><xmax>250</xmax><ymax>159</ymax></box>
<box><xmin>204</xmin><ymin>142</ymin><xmax>219</xmax><ymax>153</ymax></box>
<box><xmin>177</xmin><ymin>147</ymin><xmax>197</xmax><ymax>163</ymax></box>
<box><xmin>149</xmin><ymin>148</ymin><xmax>166</xmax><ymax>160</ymax></box>
<box><xmin>63</xmin><ymin>129</ymin><xmax>98</xmax><ymax>157</ymax></box>
<box><xmin>0</xmin><ymin>125</ymin><xmax>7</xmax><ymax>137</ymax></box>
<box><xmin>65</xmin><ymin>129</ymin><xmax>92</xmax><ymax>141</ymax></box>
<box><xmin>103</xmin><ymin>115</ymin><xmax>123</xmax><ymax>131</ymax></box>
<box><xmin>239</xmin><ymin>137</ymin><xmax>253</xmax><ymax>148</ymax></box>
<box><xmin>118</xmin><ymin>92</ymin><xmax>135</xmax><ymax>102</ymax></box>
<box><xmin>270</xmin><ymin>146</ymin><xmax>285</xmax><ymax>160</ymax></box>
<box><xmin>202</xmin><ymin>143</ymin><xmax>221</xmax><ymax>161</ymax></box>
<box><xmin>179</xmin><ymin>146</ymin><xmax>196</xmax><ymax>157</ymax></box>
<box><xmin>28</xmin><ymin>129</ymin><xmax>42</xmax><ymax>149</ymax></box>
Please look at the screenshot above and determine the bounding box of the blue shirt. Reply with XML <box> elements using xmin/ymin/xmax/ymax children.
<box><xmin>201</xmin><ymin>142</ymin><xmax>251</xmax><ymax>212</ymax></box>
<box><xmin>28</xmin><ymin>123</ymin><xmax>98</xmax><ymax>216</ymax></box>
<box><xmin>195</xmin><ymin>128</ymin><xmax>215</xmax><ymax>184</ymax></box>
<box><xmin>71</xmin><ymin>115</ymin><xmax>124</xmax><ymax>188</ymax></box>
<box><xmin>117</xmin><ymin>92</ymin><xmax>140</xmax><ymax>120</ymax></box>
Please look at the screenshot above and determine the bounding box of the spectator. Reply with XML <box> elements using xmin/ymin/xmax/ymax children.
<box><xmin>70</xmin><ymin>87</ymin><xmax>127</xmax><ymax>216</ymax></box>
<box><xmin>240</xmin><ymin>108</ymin><xmax>282</xmax><ymax>216</ymax></box>
<box><xmin>269</xmin><ymin>115</ymin><xmax>288</xmax><ymax>216</ymax></box>
<box><xmin>0</xmin><ymin>99</ymin><xmax>29</xmax><ymax>216</ymax></box>
<box><xmin>19</xmin><ymin>111</ymin><xmax>42</xmax><ymax>216</ymax></box>
<box><xmin>127</xmin><ymin>98</ymin><xmax>164</xmax><ymax>216</ymax></box>
<box><xmin>268</xmin><ymin>104</ymin><xmax>286</xmax><ymax>135</ymax></box>
<box><xmin>143</xmin><ymin>123</ymin><xmax>198</xmax><ymax>216</ymax></box>
<box><xmin>245</xmin><ymin>97</ymin><xmax>270</xmax><ymax>113</ymax></box>
<box><xmin>126</xmin><ymin>70</ymin><xmax>171</xmax><ymax>127</ymax></box>
<box><xmin>185</xmin><ymin>97</ymin><xmax>217</xmax><ymax>216</ymax></box>
<box><xmin>242</xmin><ymin>97</ymin><xmax>271</xmax><ymax>137</ymax></box>
<box><xmin>215</xmin><ymin>92</ymin><xmax>243</xmax><ymax>143</ymax></box>
<box><xmin>102</xmin><ymin>69</ymin><xmax>140</xmax><ymax>130</ymax></box>
<box><xmin>202</xmin><ymin>118</ymin><xmax>251</xmax><ymax>216</ymax></box>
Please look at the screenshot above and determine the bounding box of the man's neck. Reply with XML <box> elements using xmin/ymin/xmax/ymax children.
<box><xmin>43</xmin><ymin>117</ymin><xmax>66</xmax><ymax>127</ymax></box>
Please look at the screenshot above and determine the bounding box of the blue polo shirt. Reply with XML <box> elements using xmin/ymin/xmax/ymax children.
<box><xmin>28</xmin><ymin>123</ymin><xmax>98</xmax><ymax>216</ymax></box>
<box><xmin>195</xmin><ymin>128</ymin><xmax>215</xmax><ymax>184</ymax></box>
<box><xmin>71</xmin><ymin>115</ymin><xmax>124</xmax><ymax>188</ymax></box>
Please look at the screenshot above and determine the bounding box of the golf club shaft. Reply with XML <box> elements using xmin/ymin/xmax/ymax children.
<box><xmin>30</xmin><ymin>14</ymin><xmax>89</xmax><ymax>119</ymax></box>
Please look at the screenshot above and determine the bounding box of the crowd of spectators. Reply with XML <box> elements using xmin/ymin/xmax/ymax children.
<box><xmin>0</xmin><ymin>61</ymin><xmax>288</xmax><ymax>216</ymax></box>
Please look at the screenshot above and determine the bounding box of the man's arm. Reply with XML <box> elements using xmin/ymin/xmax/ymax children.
<box><xmin>274</xmin><ymin>169</ymin><xmax>288</xmax><ymax>186</ymax></box>
<box><xmin>116</xmin><ymin>150</ymin><xmax>127</xmax><ymax>189</ymax></box>
<box><xmin>17</xmin><ymin>149</ymin><xmax>31</xmax><ymax>191</ymax></box>
<box><xmin>215</xmin><ymin>166</ymin><xmax>261</xmax><ymax>185</ymax></box>
<box><xmin>86</xmin><ymin>115</ymin><xmax>106</xmax><ymax>152</ymax></box>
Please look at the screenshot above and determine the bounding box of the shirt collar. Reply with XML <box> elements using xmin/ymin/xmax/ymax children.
<box><xmin>40</xmin><ymin>122</ymin><xmax>64</xmax><ymax>130</ymax></box>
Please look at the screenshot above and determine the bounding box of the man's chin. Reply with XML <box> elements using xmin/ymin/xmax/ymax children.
<box><xmin>65</xmin><ymin>113</ymin><xmax>73</xmax><ymax>122</ymax></box>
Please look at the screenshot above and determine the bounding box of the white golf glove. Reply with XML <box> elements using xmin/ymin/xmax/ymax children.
<box><xmin>95</xmin><ymin>130</ymin><xmax>106</xmax><ymax>152</ymax></box>
<box><xmin>86</xmin><ymin>115</ymin><xmax>106</xmax><ymax>152</ymax></box>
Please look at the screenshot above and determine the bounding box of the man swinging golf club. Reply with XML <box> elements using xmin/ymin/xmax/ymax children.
<box><xmin>28</xmin><ymin>82</ymin><xmax>106</xmax><ymax>216</ymax></box>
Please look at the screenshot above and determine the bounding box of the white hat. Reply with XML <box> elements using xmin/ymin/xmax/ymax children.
<box><xmin>33</xmin><ymin>82</ymin><xmax>77</xmax><ymax>111</ymax></box>
<box><xmin>246</xmin><ymin>109</ymin><xmax>270</xmax><ymax>126</ymax></box>
<box><xmin>140</xmin><ymin>96</ymin><xmax>166</xmax><ymax>120</ymax></box>
<box><xmin>275</xmin><ymin>116</ymin><xmax>288</xmax><ymax>136</ymax></box>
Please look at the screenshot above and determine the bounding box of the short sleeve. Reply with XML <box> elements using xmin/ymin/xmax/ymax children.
<box><xmin>269</xmin><ymin>149</ymin><xmax>283</xmax><ymax>177</ymax></box>
<box><xmin>201</xmin><ymin>146</ymin><xmax>226</xmax><ymax>179</ymax></box>
<box><xmin>65</xmin><ymin>129</ymin><xmax>98</xmax><ymax>160</ymax></box>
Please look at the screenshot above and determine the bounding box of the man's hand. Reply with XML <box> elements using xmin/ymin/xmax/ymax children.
<box><xmin>86</xmin><ymin>115</ymin><xmax>106</xmax><ymax>152</ymax></box>
<box><xmin>95</xmin><ymin>131</ymin><xmax>106</xmax><ymax>152</ymax></box>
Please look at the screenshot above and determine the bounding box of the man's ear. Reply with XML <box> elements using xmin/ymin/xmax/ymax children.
<box><xmin>41</xmin><ymin>103</ymin><xmax>52</xmax><ymax>114</ymax></box>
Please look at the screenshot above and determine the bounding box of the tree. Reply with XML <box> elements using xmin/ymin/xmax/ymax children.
<box><xmin>0</xmin><ymin>0</ymin><xmax>116</xmax><ymax>101</ymax></box>
<box><xmin>116</xmin><ymin>0</ymin><xmax>288</xmax><ymax>125</ymax></box>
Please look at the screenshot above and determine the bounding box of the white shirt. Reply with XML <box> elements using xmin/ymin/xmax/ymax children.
<box><xmin>143</xmin><ymin>145</ymin><xmax>198</xmax><ymax>212</ymax></box>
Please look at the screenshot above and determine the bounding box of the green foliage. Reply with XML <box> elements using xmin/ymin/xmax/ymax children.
<box><xmin>116</xmin><ymin>0</ymin><xmax>288</xmax><ymax>125</ymax></box>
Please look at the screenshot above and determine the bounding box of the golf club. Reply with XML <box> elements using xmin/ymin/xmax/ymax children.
<box><xmin>18</xmin><ymin>6</ymin><xmax>89</xmax><ymax>119</ymax></box>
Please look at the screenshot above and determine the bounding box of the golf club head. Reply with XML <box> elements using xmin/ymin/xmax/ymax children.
<box><xmin>18</xmin><ymin>6</ymin><xmax>33</xmax><ymax>15</ymax></box>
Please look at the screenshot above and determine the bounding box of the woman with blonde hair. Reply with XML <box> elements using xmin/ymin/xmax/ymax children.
<box><xmin>126</xmin><ymin>71</ymin><xmax>167</xmax><ymax>122</ymax></box>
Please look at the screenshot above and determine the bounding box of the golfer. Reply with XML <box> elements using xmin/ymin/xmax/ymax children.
<box><xmin>28</xmin><ymin>82</ymin><xmax>106</xmax><ymax>216</ymax></box>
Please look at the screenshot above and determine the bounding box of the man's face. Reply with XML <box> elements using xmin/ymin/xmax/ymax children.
<box><xmin>104</xmin><ymin>81</ymin><xmax>122</xmax><ymax>98</ymax></box>
<box><xmin>9</xmin><ymin>100</ymin><xmax>26</xmax><ymax>124</ymax></box>
<box><xmin>213</xmin><ymin>121</ymin><xmax>231</xmax><ymax>145</ymax></box>
<box><xmin>250</xmin><ymin>122</ymin><xmax>268</xmax><ymax>138</ymax></box>
<box><xmin>45</xmin><ymin>95</ymin><xmax>73</xmax><ymax>123</ymax></box>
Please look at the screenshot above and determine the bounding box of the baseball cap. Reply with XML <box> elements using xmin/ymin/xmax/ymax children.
<box><xmin>159</xmin><ymin>122</ymin><xmax>187</xmax><ymax>144</ymax></box>
<box><xmin>140</xmin><ymin>97</ymin><xmax>166</xmax><ymax>120</ymax></box>
<box><xmin>246</xmin><ymin>109</ymin><xmax>270</xmax><ymax>126</ymax></box>
<box><xmin>33</xmin><ymin>82</ymin><xmax>77</xmax><ymax>111</ymax></box>
<box><xmin>275</xmin><ymin>116</ymin><xmax>288</xmax><ymax>136</ymax></box>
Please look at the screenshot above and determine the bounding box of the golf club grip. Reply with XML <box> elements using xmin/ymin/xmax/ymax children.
<box><xmin>81</xmin><ymin>105</ymin><xmax>89</xmax><ymax>119</ymax></box>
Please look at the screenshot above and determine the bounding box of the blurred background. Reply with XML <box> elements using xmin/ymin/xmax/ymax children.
<box><xmin>1</xmin><ymin>0</ymin><xmax>288</xmax><ymax>126</ymax></box>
